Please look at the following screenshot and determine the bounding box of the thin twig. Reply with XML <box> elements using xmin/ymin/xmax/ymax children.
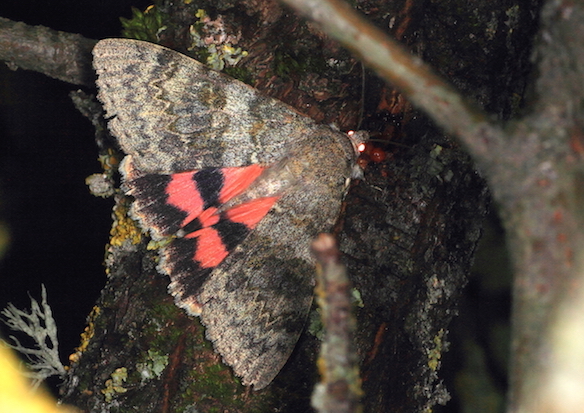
<box><xmin>311</xmin><ymin>234</ymin><xmax>362</xmax><ymax>413</ymax></box>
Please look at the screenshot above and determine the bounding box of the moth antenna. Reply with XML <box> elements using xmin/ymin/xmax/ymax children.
<box><xmin>369</xmin><ymin>138</ymin><xmax>411</xmax><ymax>149</ymax></box>
<box><xmin>357</xmin><ymin>62</ymin><xmax>366</xmax><ymax>130</ymax></box>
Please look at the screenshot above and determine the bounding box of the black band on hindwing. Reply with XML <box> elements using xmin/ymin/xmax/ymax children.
<box><xmin>130</xmin><ymin>174</ymin><xmax>188</xmax><ymax>236</ymax></box>
<box><xmin>193</xmin><ymin>168</ymin><xmax>223</xmax><ymax>209</ymax></box>
<box><xmin>215</xmin><ymin>215</ymin><xmax>250</xmax><ymax>252</ymax></box>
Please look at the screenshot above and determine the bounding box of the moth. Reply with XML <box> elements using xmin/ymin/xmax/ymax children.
<box><xmin>93</xmin><ymin>38</ymin><xmax>365</xmax><ymax>390</ymax></box>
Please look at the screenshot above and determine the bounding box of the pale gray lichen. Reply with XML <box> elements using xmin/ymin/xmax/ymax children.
<box><xmin>86</xmin><ymin>173</ymin><xmax>115</xmax><ymax>198</ymax></box>
<box><xmin>0</xmin><ymin>285</ymin><xmax>66</xmax><ymax>390</ymax></box>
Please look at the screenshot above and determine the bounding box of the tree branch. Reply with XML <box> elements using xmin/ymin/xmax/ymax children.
<box><xmin>0</xmin><ymin>17</ymin><xmax>96</xmax><ymax>86</ymax></box>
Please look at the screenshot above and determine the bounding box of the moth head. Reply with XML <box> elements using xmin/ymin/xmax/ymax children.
<box><xmin>347</xmin><ymin>130</ymin><xmax>369</xmax><ymax>179</ymax></box>
<box><xmin>346</xmin><ymin>130</ymin><xmax>369</xmax><ymax>157</ymax></box>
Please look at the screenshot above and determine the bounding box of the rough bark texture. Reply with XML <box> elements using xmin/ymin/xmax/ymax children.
<box><xmin>0</xmin><ymin>0</ymin><xmax>546</xmax><ymax>411</ymax></box>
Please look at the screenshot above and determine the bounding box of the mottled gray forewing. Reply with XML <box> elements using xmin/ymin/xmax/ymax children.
<box><xmin>93</xmin><ymin>38</ymin><xmax>316</xmax><ymax>173</ymax></box>
<box><xmin>93</xmin><ymin>38</ymin><xmax>358</xmax><ymax>390</ymax></box>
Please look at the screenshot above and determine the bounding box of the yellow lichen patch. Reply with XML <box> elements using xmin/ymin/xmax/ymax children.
<box><xmin>428</xmin><ymin>329</ymin><xmax>445</xmax><ymax>371</ymax></box>
<box><xmin>69</xmin><ymin>306</ymin><xmax>101</xmax><ymax>365</ymax></box>
<box><xmin>109</xmin><ymin>199</ymin><xmax>142</xmax><ymax>247</ymax></box>
<box><xmin>101</xmin><ymin>367</ymin><xmax>128</xmax><ymax>402</ymax></box>
<box><xmin>98</xmin><ymin>148</ymin><xmax>121</xmax><ymax>173</ymax></box>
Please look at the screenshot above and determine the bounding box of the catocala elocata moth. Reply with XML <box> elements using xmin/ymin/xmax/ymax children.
<box><xmin>93</xmin><ymin>38</ymin><xmax>364</xmax><ymax>390</ymax></box>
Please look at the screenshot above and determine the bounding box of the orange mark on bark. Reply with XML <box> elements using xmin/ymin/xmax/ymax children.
<box><xmin>365</xmin><ymin>322</ymin><xmax>388</xmax><ymax>364</ymax></box>
<box><xmin>394</xmin><ymin>0</ymin><xmax>414</xmax><ymax>40</ymax></box>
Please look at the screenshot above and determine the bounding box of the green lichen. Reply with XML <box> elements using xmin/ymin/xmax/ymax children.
<box><xmin>147</xmin><ymin>237</ymin><xmax>172</xmax><ymax>251</ymax></box>
<box><xmin>121</xmin><ymin>6</ymin><xmax>166</xmax><ymax>42</ymax></box>
<box><xmin>174</xmin><ymin>358</ymin><xmax>245</xmax><ymax>412</ymax></box>
<box><xmin>139</xmin><ymin>303</ymin><xmax>185</xmax><ymax>352</ymax></box>
<box><xmin>188</xmin><ymin>9</ymin><xmax>249</xmax><ymax>72</ymax></box>
<box><xmin>273</xmin><ymin>49</ymin><xmax>327</xmax><ymax>80</ymax></box>
<box><xmin>308</xmin><ymin>308</ymin><xmax>324</xmax><ymax>340</ymax></box>
<box><xmin>223</xmin><ymin>66</ymin><xmax>253</xmax><ymax>84</ymax></box>
<box><xmin>136</xmin><ymin>350</ymin><xmax>169</xmax><ymax>382</ymax></box>
<box><xmin>273</xmin><ymin>51</ymin><xmax>301</xmax><ymax>78</ymax></box>
<box><xmin>352</xmin><ymin>288</ymin><xmax>364</xmax><ymax>308</ymax></box>
<box><xmin>150</xmin><ymin>300</ymin><xmax>183</xmax><ymax>325</ymax></box>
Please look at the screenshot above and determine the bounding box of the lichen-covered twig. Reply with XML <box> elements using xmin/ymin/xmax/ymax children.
<box><xmin>311</xmin><ymin>234</ymin><xmax>362</xmax><ymax>413</ymax></box>
<box><xmin>1</xmin><ymin>284</ymin><xmax>66</xmax><ymax>390</ymax></box>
